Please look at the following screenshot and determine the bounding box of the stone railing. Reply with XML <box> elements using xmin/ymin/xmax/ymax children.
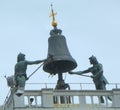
<box><xmin>3</xmin><ymin>88</ymin><xmax>120</xmax><ymax>110</ymax></box>
<box><xmin>24</xmin><ymin>82</ymin><xmax>120</xmax><ymax>90</ymax></box>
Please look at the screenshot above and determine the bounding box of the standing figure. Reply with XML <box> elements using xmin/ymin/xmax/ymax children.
<box><xmin>14</xmin><ymin>53</ymin><xmax>46</xmax><ymax>96</ymax></box>
<box><xmin>69</xmin><ymin>55</ymin><xmax>110</xmax><ymax>103</ymax></box>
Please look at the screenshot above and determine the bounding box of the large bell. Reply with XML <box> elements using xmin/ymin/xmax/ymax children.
<box><xmin>43</xmin><ymin>28</ymin><xmax>77</xmax><ymax>74</ymax></box>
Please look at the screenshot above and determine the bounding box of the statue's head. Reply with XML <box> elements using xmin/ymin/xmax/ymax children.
<box><xmin>17</xmin><ymin>53</ymin><xmax>25</xmax><ymax>62</ymax></box>
<box><xmin>89</xmin><ymin>55</ymin><xmax>98</xmax><ymax>64</ymax></box>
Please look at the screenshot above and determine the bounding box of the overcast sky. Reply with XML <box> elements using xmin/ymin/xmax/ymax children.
<box><xmin>0</xmin><ymin>0</ymin><xmax>120</xmax><ymax>104</ymax></box>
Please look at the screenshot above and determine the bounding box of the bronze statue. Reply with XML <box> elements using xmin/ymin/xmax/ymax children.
<box><xmin>14</xmin><ymin>53</ymin><xmax>46</xmax><ymax>96</ymax></box>
<box><xmin>69</xmin><ymin>55</ymin><xmax>111</xmax><ymax>103</ymax></box>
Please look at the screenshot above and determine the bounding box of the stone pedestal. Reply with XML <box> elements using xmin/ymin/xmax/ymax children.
<box><xmin>112</xmin><ymin>89</ymin><xmax>120</xmax><ymax>107</ymax></box>
<box><xmin>13</xmin><ymin>94</ymin><xmax>25</xmax><ymax>108</ymax></box>
<box><xmin>41</xmin><ymin>88</ymin><xmax>53</xmax><ymax>108</ymax></box>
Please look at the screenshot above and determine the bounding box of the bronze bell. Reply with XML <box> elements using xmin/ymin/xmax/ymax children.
<box><xmin>43</xmin><ymin>28</ymin><xmax>77</xmax><ymax>74</ymax></box>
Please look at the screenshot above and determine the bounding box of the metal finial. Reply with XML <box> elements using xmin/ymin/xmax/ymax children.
<box><xmin>50</xmin><ymin>4</ymin><xmax>57</xmax><ymax>27</ymax></box>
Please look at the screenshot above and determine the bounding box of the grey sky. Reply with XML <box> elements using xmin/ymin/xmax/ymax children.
<box><xmin>0</xmin><ymin>0</ymin><xmax>120</xmax><ymax>104</ymax></box>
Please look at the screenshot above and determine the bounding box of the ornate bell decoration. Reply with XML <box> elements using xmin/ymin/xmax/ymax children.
<box><xmin>43</xmin><ymin>4</ymin><xmax>77</xmax><ymax>75</ymax></box>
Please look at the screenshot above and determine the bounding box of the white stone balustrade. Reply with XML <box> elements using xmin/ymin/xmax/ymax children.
<box><xmin>3</xmin><ymin>83</ymin><xmax>120</xmax><ymax>110</ymax></box>
<box><xmin>3</xmin><ymin>88</ymin><xmax>120</xmax><ymax>110</ymax></box>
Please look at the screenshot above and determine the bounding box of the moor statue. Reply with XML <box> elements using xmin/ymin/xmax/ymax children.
<box><xmin>14</xmin><ymin>53</ymin><xmax>46</xmax><ymax>96</ymax></box>
<box><xmin>69</xmin><ymin>55</ymin><xmax>112</xmax><ymax>103</ymax></box>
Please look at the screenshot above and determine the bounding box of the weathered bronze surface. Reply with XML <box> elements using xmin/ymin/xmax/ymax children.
<box><xmin>43</xmin><ymin>28</ymin><xmax>77</xmax><ymax>74</ymax></box>
<box><xmin>69</xmin><ymin>55</ymin><xmax>112</xmax><ymax>102</ymax></box>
